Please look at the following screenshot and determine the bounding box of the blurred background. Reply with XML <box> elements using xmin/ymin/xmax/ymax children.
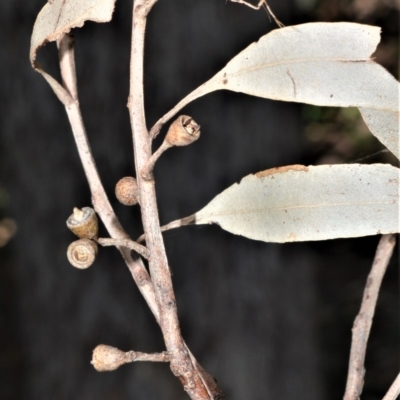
<box><xmin>0</xmin><ymin>0</ymin><xmax>398</xmax><ymax>399</ymax></box>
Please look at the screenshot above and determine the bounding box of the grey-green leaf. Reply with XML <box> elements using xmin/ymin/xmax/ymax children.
<box><xmin>194</xmin><ymin>164</ymin><xmax>399</xmax><ymax>243</ymax></box>
<box><xmin>30</xmin><ymin>0</ymin><xmax>117</xmax><ymax>66</ymax></box>
<box><xmin>170</xmin><ymin>23</ymin><xmax>399</xmax><ymax>159</ymax></box>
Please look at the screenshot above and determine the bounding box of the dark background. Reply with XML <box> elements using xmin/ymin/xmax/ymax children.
<box><xmin>0</xmin><ymin>0</ymin><xmax>398</xmax><ymax>399</ymax></box>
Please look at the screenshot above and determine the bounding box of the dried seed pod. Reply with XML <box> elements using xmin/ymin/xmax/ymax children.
<box><xmin>91</xmin><ymin>344</ymin><xmax>128</xmax><ymax>372</ymax></box>
<box><xmin>67</xmin><ymin>239</ymin><xmax>98</xmax><ymax>269</ymax></box>
<box><xmin>66</xmin><ymin>207</ymin><xmax>98</xmax><ymax>239</ymax></box>
<box><xmin>115</xmin><ymin>176</ymin><xmax>139</xmax><ymax>206</ymax></box>
<box><xmin>165</xmin><ymin>115</ymin><xmax>200</xmax><ymax>147</ymax></box>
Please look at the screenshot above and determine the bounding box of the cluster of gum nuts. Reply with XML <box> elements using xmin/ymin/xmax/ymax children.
<box><xmin>66</xmin><ymin>115</ymin><xmax>200</xmax><ymax>269</ymax></box>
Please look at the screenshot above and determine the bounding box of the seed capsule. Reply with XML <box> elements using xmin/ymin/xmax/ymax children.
<box><xmin>67</xmin><ymin>239</ymin><xmax>98</xmax><ymax>269</ymax></box>
<box><xmin>91</xmin><ymin>344</ymin><xmax>128</xmax><ymax>372</ymax></box>
<box><xmin>66</xmin><ymin>207</ymin><xmax>98</xmax><ymax>239</ymax></box>
<box><xmin>165</xmin><ymin>115</ymin><xmax>200</xmax><ymax>147</ymax></box>
<box><xmin>115</xmin><ymin>176</ymin><xmax>139</xmax><ymax>206</ymax></box>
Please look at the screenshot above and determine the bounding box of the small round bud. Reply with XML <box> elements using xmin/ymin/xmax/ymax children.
<box><xmin>67</xmin><ymin>239</ymin><xmax>98</xmax><ymax>269</ymax></box>
<box><xmin>115</xmin><ymin>177</ymin><xmax>139</xmax><ymax>206</ymax></box>
<box><xmin>91</xmin><ymin>344</ymin><xmax>128</xmax><ymax>372</ymax></box>
<box><xmin>165</xmin><ymin>115</ymin><xmax>200</xmax><ymax>147</ymax></box>
<box><xmin>67</xmin><ymin>207</ymin><xmax>98</xmax><ymax>239</ymax></box>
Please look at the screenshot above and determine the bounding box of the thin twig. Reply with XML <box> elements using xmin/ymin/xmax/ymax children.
<box><xmin>91</xmin><ymin>344</ymin><xmax>169</xmax><ymax>371</ymax></box>
<box><xmin>343</xmin><ymin>234</ymin><xmax>397</xmax><ymax>400</ymax></box>
<box><xmin>97</xmin><ymin>238</ymin><xmax>150</xmax><ymax>259</ymax></box>
<box><xmin>149</xmin><ymin>82</ymin><xmax>213</xmax><ymax>139</ymax></box>
<box><xmin>148</xmin><ymin>1</ymin><xmax>284</xmax><ymax>140</ymax></box>
<box><xmin>57</xmin><ymin>34</ymin><xmax>159</xmax><ymax>318</ymax></box>
<box><xmin>228</xmin><ymin>0</ymin><xmax>264</xmax><ymax>11</ymax></box>
<box><xmin>126</xmin><ymin>350</ymin><xmax>170</xmax><ymax>363</ymax></box>
<box><xmin>56</xmin><ymin>16</ymin><xmax>224</xmax><ymax>400</ymax></box>
<box><xmin>58</xmin><ymin>35</ymin><xmax>78</xmax><ymax>100</ymax></box>
<box><xmin>128</xmin><ymin>2</ymin><xmax>221</xmax><ymax>399</ymax></box>
<box><xmin>137</xmin><ymin>215</ymin><xmax>196</xmax><ymax>244</ymax></box>
<box><xmin>228</xmin><ymin>0</ymin><xmax>284</xmax><ymax>27</ymax></box>
<box><xmin>382</xmin><ymin>372</ymin><xmax>400</xmax><ymax>400</ymax></box>
<box><xmin>57</xmin><ymin>31</ymin><xmax>222</xmax><ymax>400</ymax></box>
<box><xmin>140</xmin><ymin>140</ymin><xmax>172</xmax><ymax>180</ymax></box>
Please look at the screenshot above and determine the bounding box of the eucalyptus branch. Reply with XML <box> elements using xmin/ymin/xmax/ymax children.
<box><xmin>147</xmin><ymin>1</ymin><xmax>283</xmax><ymax>141</ymax></box>
<box><xmin>27</xmin><ymin>1</ymin><xmax>399</xmax><ymax>398</ymax></box>
<box><xmin>91</xmin><ymin>344</ymin><xmax>169</xmax><ymax>372</ymax></box>
<box><xmin>140</xmin><ymin>140</ymin><xmax>172</xmax><ymax>180</ymax></box>
<box><xmin>228</xmin><ymin>0</ymin><xmax>284</xmax><ymax>27</ymax></box>
<box><xmin>149</xmin><ymin>83</ymin><xmax>212</xmax><ymax>139</ymax></box>
<box><xmin>229</xmin><ymin>0</ymin><xmax>265</xmax><ymax>11</ymax></box>
<box><xmin>57</xmin><ymin>35</ymin><xmax>78</xmax><ymax>100</ymax></box>
<box><xmin>343</xmin><ymin>234</ymin><xmax>397</xmax><ymax>400</ymax></box>
<box><xmin>143</xmin><ymin>115</ymin><xmax>200</xmax><ymax>179</ymax></box>
<box><xmin>58</xmin><ymin>31</ymin><xmax>224</xmax><ymax>399</ymax></box>
<box><xmin>128</xmin><ymin>2</ymin><xmax>222</xmax><ymax>399</ymax></box>
<box><xmin>124</xmin><ymin>350</ymin><xmax>169</xmax><ymax>362</ymax></box>
<box><xmin>97</xmin><ymin>238</ymin><xmax>150</xmax><ymax>259</ymax></box>
<box><xmin>382</xmin><ymin>372</ymin><xmax>400</xmax><ymax>400</ymax></box>
<box><xmin>57</xmin><ymin>33</ymin><xmax>159</xmax><ymax>318</ymax></box>
<box><xmin>137</xmin><ymin>215</ymin><xmax>195</xmax><ymax>244</ymax></box>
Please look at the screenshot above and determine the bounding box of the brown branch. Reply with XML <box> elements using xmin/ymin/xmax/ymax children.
<box><xmin>137</xmin><ymin>214</ymin><xmax>196</xmax><ymax>244</ymax></box>
<box><xmin>140</xmin><ymin>140</ymin><xmax>172</xmax><ymax>180</ymax></box>
<box><xmin>128</xmin><ymin>2</ymin><xmax>223</xmax><ymax>399</ymax></box>
<box><xmin>382</xmin><ymin>372</ymin><xmax>400</xmax><ymax>400</ymax></box>
<box><xmin>229</xmin><ymin>0</ymin><xmax>265</xmax><ymax>11</ymax></box>
<box><xmin>147</xmin><ymin>1</ymin><xmax>284</xmax><ymax>140</ymax></box>
<box><xmin>228</xmin><ymin>0</ymin><xmax>284</xmax><ymax>27</ymax></box>
<box><xmin>57</xmin><ymin>17</ymin><xmax>224</xmax><ymax>400</ymax></box>
<box><xmin>126</xmin><ymin>350</ymin><xmax>169</xmax><ymax>362</ymax></box>
<box><xmin>57</xmin><ymin>35</ymin><xmax>78</xmax><ymax>100</ymax></box>
<box><xmin>97</xmin><ymin>237</ymin><xmax>150</xmax><ymax>259</ymax></box>
<box><xmin>343</xmin><ymin>234</ymin><xmax>397</xmax><ymax>400</ymax></box>
<box><xmin>91</xmin><ymin>344</ymin><xmax>169</xmax><ymax>372</ymax></box>
<box><xmin>149</xmin><ymin>82</ymin><xmax>213</xmax><ymax>139</ymax></box>
<box><xmin>57</xmin><ymin>33</ymin><xmax>160</xmax><ymax>318</ymax></box>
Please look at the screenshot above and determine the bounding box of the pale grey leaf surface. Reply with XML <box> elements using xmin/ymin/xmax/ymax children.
<box><xmin>30</xmin><ymin>0</ymin><xmax>117</xmax><ymax>66</ymax></box>
<box><xmin>194</xmin><ymin>164</ymin><xmax>399</xmax><ymax>243</ymax></box>
<box><xmin>359</xmin><ymin>107</ymin><xmax>399</xmax><ymax>158</ymax></box>
<box><xmin>190</xmin><ymin>23</ymin><xmax>399</xmax><ymax>159</ymax></box>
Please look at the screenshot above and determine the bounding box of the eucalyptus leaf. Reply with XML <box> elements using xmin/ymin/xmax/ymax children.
<box><xmin>169</xmin><ymin>23</ymin><xmax>399</xmax><ymax>159</ymax></box>
<box><xmin>194</xmin><ymin>164</ymin><xmax>399</xmax><ymax>243</ymax></box>
<box><xmin>30</xmin><ymin>0</ymin><xmax>117</xmax><ymax>66</ymax></box>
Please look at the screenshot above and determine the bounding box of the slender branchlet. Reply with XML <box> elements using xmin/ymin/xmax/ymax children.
<box><xmin>343</xmin><ymin>234</ymin><xmax>397</xmax><ymax>400</ymax></box>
